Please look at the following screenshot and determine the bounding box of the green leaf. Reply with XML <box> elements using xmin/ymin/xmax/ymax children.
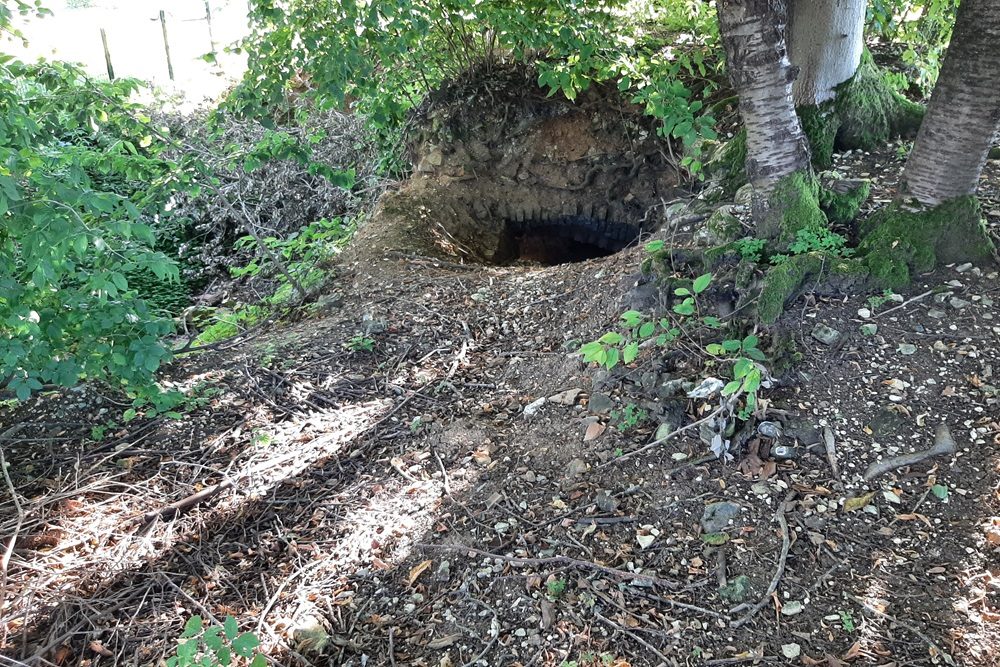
<box><xmin>673</xmin><ymin>301</ymin><xmax>695</xmax><ymax>316</ymax></box>
<box><xmin>701</xmin><ymin>532</ymin><xmax>730</xmax><ymax>545</ymax></box>
<box><xmin>702</xmin><ymin>316</ymin><xmax>723</xmax><ymax>329</ymax></box>
<box><xmin>645</xmin><ymin>239</ymin><xmax>665</xmax><ymax>253</ymax></box>
<box><xmin>931</xmin><ymin>484</ymin><xmax>949</xmax><ymax>501</ymax></box>
<box><xmin>622</xmin><ymin>342</ymin><xmax>639</xmax><ymax>364</ymax></box>
<box><xmin>692</xmin><ymin>273</ymin><xmax>712</xmax><ymax>294</ymax></box>
<box><xmin>742</xmin><ymin>334</ymin><xmax>759</xmax><ymax>349</ymax></box>
<box><xmin>620</xmin><ymin>310</ymin><xmax>643</xmax><ymax>327</ymax></box>
<box><xmin>203</xmin><ymin>626</ymin><xmax>223</xmax><ymax>652</ymax></box>
<box><xmin>222</xmin><ymin>616</ymin><xmax>239</xmax><ymax>641</ymax></box>
<box><xmin>673</xmin><ymin>287</ymin><xmax>691</xmax><ymax>297</ymax></box>
<box><xmin>604</xmin><ymin>347</ymin><xmax>620</xmax><ymax>370</ymax></box>
<box><xmin>733</xmin><ymin>358</ymin><xmax>753</xmax><ymax>379</ymax></box>
<box><xmin>705</xmin><ymin>343</ymin><xmax>724</xmax><ymax>355</ymax></box>
<box><xmin>638</xmin><ymin>321</ymin><xmax>656</xmax><ymax>339</ymax></box>
<box><xmin>746</xmin><ymin>347</ymin><xmax>767</xmax><ymax>361</ymax></box>
<box><xmin>123</xmin><ymin>408</ymin><xmax>138</xmax><ymax>422</ymax></box>
<box><xmin>597</xmin><ymin>332</ymin><xmax>623</xmax><ymax>345</ymax></box>
<box><xmin>181</xmin><ymin>616</ymin><xmax>203</xmax><ymax>638</ymax></box>
<box><xmin>721</xmin><ymin>380</ymin><xmax>742</xmax><ymax>396</ymax></box>
<box><xmin>232</xmin><ymin>632</ymin><xmax>260</xmax><ymax>658</ymax></box>
<box><xmin>721</xmin><ymin>340</ymin><xmax>741</xmax><ymax>352</ymax></box>
<box><xmin>250</xmin><ymin>655</ymin><xmax>267</xmax><ymax>667</ymax></box>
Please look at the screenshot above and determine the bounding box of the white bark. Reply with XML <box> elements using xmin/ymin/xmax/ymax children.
<box><xmin>717</xmin><ymin>0</ymin><xmax>810</xmax><ymax>191</ymax></box>
<box><xmin>788</xmin><ymin>0</ymin><xmax>866</xmax><ymax>107</ymax></box>
<box><xmin>900</xmin><ymin>0</ymin><xmax>1000</xmax><ymax>205</ymax></box>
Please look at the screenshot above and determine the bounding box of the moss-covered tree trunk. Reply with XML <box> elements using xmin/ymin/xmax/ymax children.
<box><xmin>787</xmin><ymin>0</ymin><xmax>923</xmax><ymax>167</ymax></box>
<box><xmin>861</xmin><ymin>0</ymin><xmax>1000</xmax><ymax>286</ymax></box>
<box><xmin>716</xmin><ymin>0</ymin><xmax>820</xmax><ymax>241</ymax></box>
<box><xmin>788</xmin><ymin>0</ymin><xmax>864</xmax><ymax>107</ymax></box>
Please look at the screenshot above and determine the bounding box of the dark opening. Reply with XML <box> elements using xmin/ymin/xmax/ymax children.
<box><xmin>494</xmin><ymin>216</ymin><xmax>640</xmax><ymax>265</ymax></box>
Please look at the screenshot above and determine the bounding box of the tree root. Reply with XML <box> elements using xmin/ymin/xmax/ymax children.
<box><xmin>863</xmin><ymin>424</ymin><xmax>957</xmax><ymax>482</ymax></box>
<box><xmin>729</xmin><ymin>490</ymin><xmax>795</xmax><ymax>629</ymax></box>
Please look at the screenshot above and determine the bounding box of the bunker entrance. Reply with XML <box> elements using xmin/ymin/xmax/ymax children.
<box><xmin>494</xmin><ymin>215</ymin><xmax>641</xmax><ymax>265</ymax></box>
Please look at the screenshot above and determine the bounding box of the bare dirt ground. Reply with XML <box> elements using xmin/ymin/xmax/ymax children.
<box><xmin>2</xmin><ymin>147</ymin><xmax>1000</xmax><ymax>667</ymax></box>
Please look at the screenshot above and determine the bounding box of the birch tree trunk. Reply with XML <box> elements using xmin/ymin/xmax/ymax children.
<box><xmin>788</xmin><ymin>0</ymin><xmax>865</xmax><ymax>107</ymax></box>
<box><xmin>899</xmin><ymin>0</ymin><xmax>1000</xmax><ymax>205</ymax></box>
<box><xmin>860</xmin><ymin>0</ymin><xmax>999</xmax><ymax>286</ymax></box>
<box><xmin>716</xmin><ymin>0</ymin><xmax>809</xmax><ymax>194</ymax></box>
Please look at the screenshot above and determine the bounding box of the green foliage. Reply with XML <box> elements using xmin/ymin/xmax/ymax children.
<box><xmin>194</xmin><ymin>306</ymin><xmax>267</xmax><ymax>347</ymax></box>
<box><xmin>0</xmin><ymin>56</ymin><xmax>192</xmax><ymax>400</ymax></box>
<box><xmin>579</xmin><ymin>273</ymin><xmax>767</xmax><ymax>419</ymax></box>
<box><xmin>168</xmin><ymin>615</ymin><xmax>266</xmax><ymax>667</ymax></box>
<box><xmin>232</xmin><ymin>0</ymin><xmax>721</xmax><ymax>175</ymax></box>
<box><xmin>732</xmin><ymin>237</ymin><xmax>766</xmax><ymax>263</ymax></box>
<box><xmin>838</xmin><ymin>609</ymin><xmax>856</xmax><ymax>633</ymax></box>
<box><xmin>232</xmin><ymin>217</ymin><xmax>353</xmax><ymax>303</ymax></box>
<box><xmin>546</xmin><ymin>577</ymin><xmax>568</xmax><ymax>599</ymax></box>
<box><xmin>343</xmin><ymin>334</ymin><xmax>375</xmax><ymax>353</ymax></box>
<box><xmin>611</xmin><ymin>403</ymin><xmax>647</xmax><ymax>432</ymax></box>
<box><xmin>785</xmin><ymin>228</ymin><xmax>852</xmax><ymax>258</ymax></box>
<box><xmin>867</xmin><ymin>0</ymin><xmax>957</xmax><ymax>95</ymax></box>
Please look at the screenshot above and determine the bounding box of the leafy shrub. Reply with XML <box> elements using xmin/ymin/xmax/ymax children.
<box><xmin>168</xmin><ymin>616</ymin><xmax>266</xmax><ymax>667</ymax></box>
<box><xmin>231</xmin><ymin>0</ymin><xmax>722</xmax><ymax>173</ymax></box>
<box><xmin>0</xmin><ymin>55</ymin><xmax>186</xmax><ymax>400</ymax></box>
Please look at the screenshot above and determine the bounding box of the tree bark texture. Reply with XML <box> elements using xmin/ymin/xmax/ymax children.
<box><xmin>717</xmin><ymin>0</ymin><xmax>810</xmax><ymax>193</ymax></box>
<box><xmin>788</xmin><ymin>0</ymin><xmax>865</xmax><ymax>107</ymax></box>
<box><xmin>900</xmin><ymin>0</ymin><xmax>1000</xmax><ymax>206</ymax></box>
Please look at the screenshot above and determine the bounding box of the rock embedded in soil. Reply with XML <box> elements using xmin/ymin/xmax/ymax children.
<box><xmin>595</xmin><ymin>489</ymin><xmax>619</xmax><ymax>512</ymax></box>
<box><xmin>811</xmin><ymin>323</ymin><xmax>841</xmax><ymax>345</ymax></box>
<box><xmin>548</xmin><ymin>388</ymin><xmax>581</xmax><ymax>405</ymax></box>
<box><xmin>587</xmin><ymin>392</ymin><xmax>614</xmax><ymax>414</ymax></box>
<box><xmin>701</xmin><ymin>501</ymin><xmax>741</xmax><ymax>533</ymax></box>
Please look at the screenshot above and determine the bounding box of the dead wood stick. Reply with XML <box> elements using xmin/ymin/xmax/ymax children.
<box><xmin>874</xmin><ymin>289</ymin><xmax>933</xmax><ymax>318</ymax></box>
<box><xmin>730</xmin><ymin>491</ymin><xmax>795</xmax><ymax>629</ymax></box>
<box><xmin>863</xmin><ymin>424</ymin><xmax>956</xmax><ymax>482</ymax></box>
<box><xmin>594</xmin><ymin>611</ymin><xmax>671</xmax><ymax>666</ymax></box>
<box><xmin>822</xmin><ymin>427</ymin><xmax>842</xmax><ymax>482</ymax></box>
<box><xmin>141</xmin><ymin>479</ymin><xmax>234</xmax><ymax>525</ymax></box>
<box><xmin>601</xmin><ymin>403</ymin><xmax>727</xmax><ymax>466</ymax></box>
<box><xmin>0</xmin><ymin>424</ymin><xmax>27</xmax><ymax>628</ymax></box>
<box><xmin>417</xmin><ymin>543</ymin><xmax>681</xmax><ymax>590</ymax></box>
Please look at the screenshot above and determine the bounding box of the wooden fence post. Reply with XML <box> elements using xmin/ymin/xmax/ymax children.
<box><xmin>204</xmin><ymin>0</ymin><xmax>216</xmax><ymax>55</ymax></box>
<box><xmin>159</xmin><ymin>10</ymin><xmax>175</xmax><ymax>81</ymax></box>
<box><xmin>100</xmin><ymin>28</ymin><xmax>114</xmax><ymax>80</ymax></box>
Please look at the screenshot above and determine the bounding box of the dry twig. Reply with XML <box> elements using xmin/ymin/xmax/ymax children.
<box><xmin>730</xmin><ymin>491</ymin><xmax>796</xmax><ymax>628</ymax></box>
<box><xmin>863</xmin><ymin>424</ymin><xmax>957</xmax><ymax>482</ymax></box>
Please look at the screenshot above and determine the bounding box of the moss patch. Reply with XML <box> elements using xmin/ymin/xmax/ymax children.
<box><xmin>819</xmin><ymin>176</ymin><xmax>870</xmax><ymax>226</ymax></box>
<box><xmin>798</xmin><ymin>104</ymin><xmax>839</xmax><ymax>170</ymax></box>
<box><xmin>834</xmin><ymin>50</ymin><xmax>924</xmax><ymax>151</ymax></box>
<box><xmin>757</xmin><ymin>253</ymin><xmax>867</xmax><ymax>323</ymax></box>
<box><xmin>708</xmin><ymin>129</ymin><xmax>747</xmax><ymax>196</ymax></box>
<box><xmin>758</xmin><ymin>171</ymin><xmax>828</xmax><ymax>243</ymax></box>
<box><xmin>859</xmin><ymin>196</ymin><xmax>996</xmax><ymax>288</ymax></box>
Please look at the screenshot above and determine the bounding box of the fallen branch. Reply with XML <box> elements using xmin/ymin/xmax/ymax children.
<box><xmin>0</xmin><ymin>424</ymin><xmax>27</xmax><ymax>626</ymax></box>
<box><xmin>141</xmin><ymin>479</ymin><xmax>234</xmax><ymax>525</ymax></box>
<box><xmin>863</xmin><ymin>424</ymin><xmax>957</xmax><ymax>482</ymax></box>
<box><xmin>823</xmin><ymin>426</ymin><xmax>842</xmax><ymax>483</ymax></box>
<box><xmin>730</xmin><ymin>491</ymin><xmax>796</xmax><ymax>629</ymax></box>
<box><xmin>874</xmin><ymin>289</ymin><xmax>933</xmax><ymax>318</ymax></box>
<box><xmin>601</xmin><ymin>403</ymin><xmax>726</xmax><ymax>467</ymax></box>
<box><xmin>417</xmin><ymin>543</ymin><xmax>680</xmax><ymax>590</ymax></box>
<box><xmin>594</xmin><ymin>611</ymin><xmax>671</xmax><ymax>665</ymax></box>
